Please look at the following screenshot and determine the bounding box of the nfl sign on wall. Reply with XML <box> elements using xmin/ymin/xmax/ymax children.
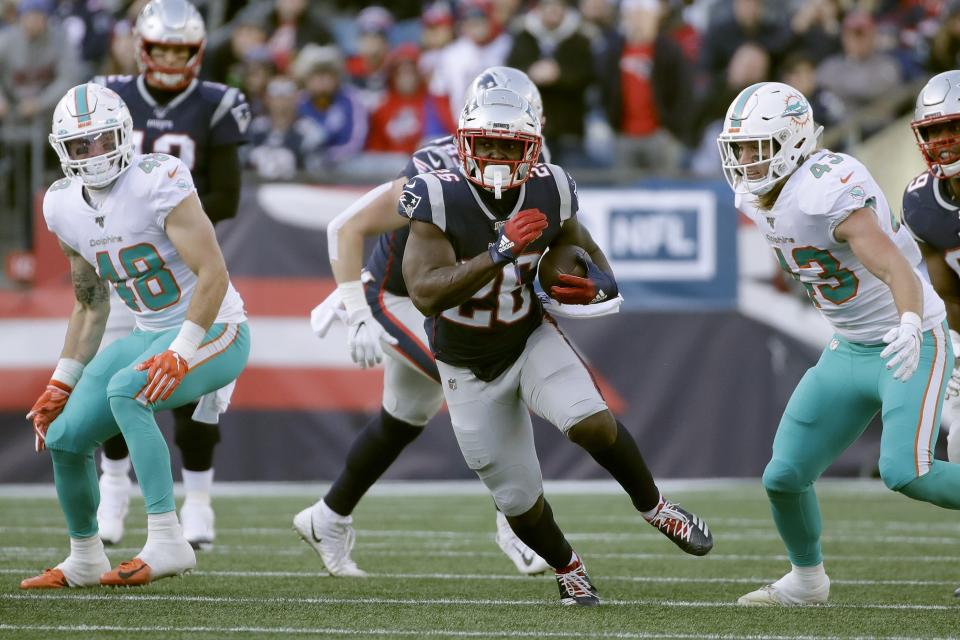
<box><xmin>576</xmin><ymin>181</ymin><xmax>738</xmax><ymax>310</ymax></box>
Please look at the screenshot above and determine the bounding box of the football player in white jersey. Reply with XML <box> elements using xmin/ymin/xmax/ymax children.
<box><xmin>93</xmin><ymin>0</ymin><xmax>250</xmax><ymax>551</ymax></box>
<box><xmin>718</xmin><ymin>82</ymin><xmax>960</xmax><ymax>606</ymax></box>
<box><xmin>20</xmin><ymin>82</ymin><xmax>249</xmax><ymax>589</ymax></box>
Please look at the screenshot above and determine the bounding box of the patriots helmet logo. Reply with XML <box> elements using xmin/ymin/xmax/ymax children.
<box><xmin>399</xmin><ymin>190</ymin><xmax>422</xmax><ymax>217</ymax></box>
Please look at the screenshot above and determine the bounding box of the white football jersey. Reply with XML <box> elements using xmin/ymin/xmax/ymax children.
<box><xmin>43</xmin><ymin>153</ymin><xmax>246</xmax><ymax>332</ymax></box>
<box><xmin>737</xmin><ymin>149</ymin><xmax>944</xmax><ymax>344</ymax></box>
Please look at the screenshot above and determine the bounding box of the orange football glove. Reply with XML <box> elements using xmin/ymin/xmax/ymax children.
<box><xmin>26</xmin><ymin>381</ymin><xmax>72</xmax><ymax>453</ymax></box>
<box><xmin>136</xmin><ymin>350</ymin><xmax>189</xmax><ymax>403</ymax></box>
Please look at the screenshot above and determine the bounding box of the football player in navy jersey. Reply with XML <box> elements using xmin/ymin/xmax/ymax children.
<box><xmin>294</xmin><ymin>67</ymin><xmax>554</xmax><ymax>577</ymax></box>
<box><xmin>91</xmin><ymin>0</ymin><xmax>250</xmax><ymax>551</ymax></box>
<box><xmin>401</xmin><ymin>87</ymin><xmax>713</xmax><ymax>606</ymax></box>
<box><xmin>903</xmin><ymin>69</ymin><xmax>960</xmax><ymax>470</ymax></box>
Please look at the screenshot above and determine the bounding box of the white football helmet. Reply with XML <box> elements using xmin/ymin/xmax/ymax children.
<box><xmin>135</xmin><ymin>0</ymin><xmax>206</xmax><ymax>91</ymax></box>
<box><xmin>457</xmin><ymin>87</ymin><xmax>542</xmax><ymax>198</ymax></box>
<box><xmin>717</xmin><ymin>81</ymin><xmax>823</xmax><ymax>195</ymax></box>
<box><xmin>49</xmin><ymin>83</ymin><xmax>135</xmax><ymax>189</ymax></box>
<box><xmin>911</xmin><ymin>70</ymin><xmax>960</xmax><ymax>178</ymax></box>
<box><xmin>465</xmin><ymin>66</ymin><xmax>544</xmax><ymax>125</ymax></box>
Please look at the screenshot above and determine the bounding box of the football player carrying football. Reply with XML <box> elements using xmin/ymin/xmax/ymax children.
<box><xmin>401</xmin><ymin>87</ymin><xmax>713</xmax><ymax>606</ymax></box>
<box><xmin>295</xmin><ymin>67</ymin><xmax>555</xmax><ymax>577</ymax></box>
<box><xmin>92</xmin><ymin>0</ymin><xmax>251</xmax><ymax>550</ymax></box>
<box><xmin>901</xmin><ymin>69</ymin><xmax>960</xmax><ymax>598</ymax></box>
<box><xmin>718</xmin><ymin>81</ymin><xmax>960</xmax><ymax>606</ymax></box>
<box><xmin>20</xmin><ymin>82</ymin><xmax>249</xmax><ymax>589</ymax></box>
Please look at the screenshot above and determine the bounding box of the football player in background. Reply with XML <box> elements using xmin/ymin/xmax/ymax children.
<box><xmin>901</xmin><ymin>70</ymin><xmax>960</xmax><ymax>598</ymax></box>
<box><xmin>92</xmin><ymin>0</ymin><xmax>250</xmax><ymax>550</ymax></box>
<box><xmin>401</xmin><ymin>87</ymin><xmax>713</xmax><ymax>606</ymax></box>
<box><xmin>903</xmin><ymin>69</ymin><xmax>960</xmax><ymax>467</ymax></box>
<box><xmin>296</xmin><ymin>67</ymin><xmax>552</xmax><ymax>577</ymax></box>
<box><xmin>718</xmin><ymin>81</ymin><xmax>960</xmax><ymax>606</ymax></box>
<box><xmin>21</xmin><ymin>82</ymin><xmax>249</xmax><ymax>588</ymax></box>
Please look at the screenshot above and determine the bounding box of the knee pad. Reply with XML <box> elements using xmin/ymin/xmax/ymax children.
<box><xmin>877</xmin><ymin>454</ymin><xmax>915</xmax><ymax>492</ymax></box>
<box><xmin>762</xmin><ymin>458</ymin><xmax>808</xmax><ymax>495</ymax></box>
<box><xmin>105</xmin><ymin>366</ymin><xmax>143</xmax><ymax>401</ymax></box>
<box><xmin>382</xmin><ymin>363</ymin><xmax>443</xmax><ymax>426</ymax></box>
<box><xmin>485</xmin><ymin>464</ymin><xmax>542</xmax><ymax>517</ymax></box>
<box><xmin>174</xmin><ymin>407</ymin><xmax>221</xmax><ymax>471</ymax></box>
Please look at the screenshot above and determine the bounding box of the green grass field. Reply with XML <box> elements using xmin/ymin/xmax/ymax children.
<box><xmin>1</xmin><ymin>480</ymin><xmax>958</xmax><ymax>639</ymax></box>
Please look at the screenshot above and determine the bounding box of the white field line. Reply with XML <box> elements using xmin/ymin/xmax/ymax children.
<box><xmin>2</xmin><ymin>527</ymin><xmax>956</xmax><ymax>546</ymax></box>
<box><xmin>0</xmin><ymin>625</ymin><xmax>952</xmax><ymax>640</ymax></box>
<box><xmin>0</xmin><ymin>478</ymin><xmax>897</xmax><ymax>498</ymax></box>
<box><xmin>3</xmin><ymin>547</ymin><xmax>960</xmax><ymax>565</ymax></box>
<box><xmin>1</xmin><ymin>567</ymin><xmax>956</xmax><ymax>587</ymax></box>
<box><xmin>3</xmin><ymin>592</ymin><xmax>957</xmax><ymax>611</ymax></box>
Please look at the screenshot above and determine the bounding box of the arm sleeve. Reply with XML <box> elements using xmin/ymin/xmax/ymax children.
<box><xmin>210</xmin><ymin>87</ymin><xmax>251</xmax><ymax>146</ymax></box>
<box><xmin>399</xmin><ymin>174</ymin><xmax>444</xmax><ymax>230</ymax></box>
<box><xmin>150</xmin><ymin>155</ymin><xmax>197</xmax><ymax>226</ymax></box>
<box><xmin>42</xmin><ymin>186</ymin><xmax>81</xmax><ymax>254</ymax></box>
<box><xmin>198</xmin><ymin>143</ymin><xmax>241</xmax><ymax>223</ymax></box>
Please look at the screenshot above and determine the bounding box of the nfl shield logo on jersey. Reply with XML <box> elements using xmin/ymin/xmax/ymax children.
<box><xmin>448</xmin><ymin>378</ymin><xmax>457</xmax><ymax>390</ymax></box>
<box><xmin>400</xmin><ymin>190</ymin><xmax>421</xmax><ymax>217</ymax></box>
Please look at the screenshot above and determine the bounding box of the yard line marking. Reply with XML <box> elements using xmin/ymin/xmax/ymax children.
<box><xmin>4</xmin><ymin>593</ymin><xmax>957</xmax><ymax>611</ymax></box>
<box><xmin>4</xmin><ymin>527</ymin><xmax>955</xmax><ymax>546</ymax></box>
<box><xmin>1</xmin><ymin>567</ymin><xmax>956</xmax><ymax>587</ymax></box>
<box><xmin>0</xmin><ymin>625</ymin><xmax>951</xmax><ymax>640</ymax></box>
<box><xmin>0</xmin><ymin>625</ymin><xmax>952</xmax><ymax>640</ymax></box>
<box><xmin>4</xmin><ymin>547</ymin><xmax>960</xmax><ymax>565</ymax></box>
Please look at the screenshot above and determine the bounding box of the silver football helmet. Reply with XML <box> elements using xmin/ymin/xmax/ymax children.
<box><xmin>717</xmin><ymin>81</ymin><xmax>823</xmax><ymax>195</ymax></box>
<box><xmin>465</xmin><ymin>66</ymin><xmax>544</xmax><ymax>125</ymax></box>
<box><xmin>911</xmin><ymin>70</ymin><xmax>960</xmax><ymax>179</ymax></box>
<box><xmin>457</xmin><ymin>87</ymin><xmax>542</xmax><ymax>198</ymax></box>
<box><xmin>49</xmin><ymin>83</ymin><xmax>135</xmax><ymax>189</ymax></box>
<box><xmin>135</xmin><ymin>0</ymin><xmax>206</xmax><ymax>91</ymax></box>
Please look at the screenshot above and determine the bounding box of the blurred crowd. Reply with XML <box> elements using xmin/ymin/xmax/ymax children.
<box><xmin>0</xmin><ymin>0</ymin><xmax>957</xmax><ymax>183</ymax></box>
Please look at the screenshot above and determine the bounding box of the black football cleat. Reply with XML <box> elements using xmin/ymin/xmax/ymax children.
<box><xmin>647</xmin><ymin>500</ymin><xmax>713</xmax><ymax>556</ymax></box>
<box><xmin>555</xmin><ymin>554</ymin><xmax>600</xmax><ymax>607</ymax></box>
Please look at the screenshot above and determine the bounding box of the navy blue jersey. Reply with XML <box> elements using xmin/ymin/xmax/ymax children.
<box><xmin>401</xmin><ymin>163</ymin><xmax>578</xmax><ymax>381</ymax></box>
<box><xmin>902</xmin><ymin>170</ymin><xmax>960</xmax><ymax>252</ymax></box>
<box><xmin>364</xmin><ymin>135</ymin><xmax>460</xmax><ymax>297</ymax></box>
<box><xmin>365</xmin><ymin>135</ymin><xmax>550</xmax><ymax>297</ymax></box>
<box><xmin>94</xmin><ymin>75</ymin><xmax>251</xmax><ymax>196</ymax></box>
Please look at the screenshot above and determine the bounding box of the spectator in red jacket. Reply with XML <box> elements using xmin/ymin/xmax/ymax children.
<box><xmin>366</xmin><ymin>44</ymin><xmax>449</xmax><ymax>154</ymax></box>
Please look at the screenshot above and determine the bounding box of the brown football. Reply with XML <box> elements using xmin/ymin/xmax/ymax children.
<box><xmin>538</xmin><ymin>244</ymin><xmax>588</xmax><ymax>298</ymax></box>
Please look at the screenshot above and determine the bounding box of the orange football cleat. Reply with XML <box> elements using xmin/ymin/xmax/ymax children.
<box><xmin>20</xmin><ymin>568</ymin><xmax>69</xmax><ymax>589</ymax></box>
<box><xmin>100</xmin><ymin>558</ymin><xmax>152</xmax><ymax>586</ymax></box>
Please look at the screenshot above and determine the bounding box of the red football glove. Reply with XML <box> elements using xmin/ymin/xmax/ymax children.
<box><xmin>489</xmin><ymin>208</ymin><xmax>549</xmax><ymax>265</ymax></box>
<box><xmin>136</xmin><ymin>350</ymin><xmax>189</xmax><ymax>403</ymax></box>
<box><xmin>26</xmin><ymin>381</ymin><xmax>72</xmax><ymax>453</ymax></box>
<box><xmin>549</xmin><ymin>255</ymin><xmax>619</xmax><ymax>305</ymax></box>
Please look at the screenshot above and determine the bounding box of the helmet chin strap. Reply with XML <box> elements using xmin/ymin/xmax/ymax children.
<box><xmin>484</xmin><ymin>164</ymin><xmax>511</xmax><ymax>199</ymax></box>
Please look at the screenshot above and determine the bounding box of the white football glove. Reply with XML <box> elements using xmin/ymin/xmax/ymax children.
<box><xmin>346</xmin><ymin>306</ymin><xmax>398</xmax><ymax>368</ymax></box>
<box><xmin>310</xmin><ymin>289</ymin><xmax>347</xmax><ymax>338</ymax></box>
<box><xmin>538</xmin><ymin>292</ymin><xmax>624</xmax><ymax>319</ymax></box>
<box><xmin>339</xmin><ymin>280</ymin><xmax>397</xmax><ymax>369</ymax></box>
<box><xmin>947</xmin><ymin>329</ymin><xmax>960</xmax><ymax>399</ymax></box>
<box><xmin>881</xmin><ymin>312</ymin><xmax>923</xmax><ymax>382</ymax></box>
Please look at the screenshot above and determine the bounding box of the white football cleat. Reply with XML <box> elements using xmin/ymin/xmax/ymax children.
<box><xmin>738</xmin><ymin>571</ymin><xmax>830</xmax><ymax>606</ymax></box>
<box><xmin>495</xmin><ymin>510</ymin><xmax>551</xmax><ymax>575</ymax></box>
<box><xmin>293</xmin><ymin>501</ymin><xmax>368</xmax><ymax>577</ymax></box>
<box><xmin>102</xmin><ymin>537</ymin><xmax>196</xmax><ymax>586</ymax></box>
<box><xmin>96</xmin><ymin>472</ymin><xmax>131</xmax><ymax>545</ymax></box>
<box><xmin>180</xmin><ymin>500</ymin><xmax>215</xmax><ymax>550</ymax></box>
